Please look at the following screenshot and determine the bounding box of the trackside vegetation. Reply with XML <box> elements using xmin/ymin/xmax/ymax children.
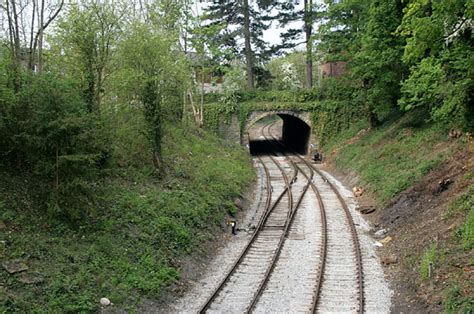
<box><xmin>0</xmin><ymin>122</ymin><xmax>254</xmax><ymax>312</ymax></box>
<box><xmin>0</xmin><ymin>2</ymin><xmax>255</xmax><ymax>312</ymax></box>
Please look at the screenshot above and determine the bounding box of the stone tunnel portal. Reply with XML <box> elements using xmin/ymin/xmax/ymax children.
<box><xmin>248</xmin><ymin>114</ymin><xmax>311</xmax><ymax>156</ymax></box>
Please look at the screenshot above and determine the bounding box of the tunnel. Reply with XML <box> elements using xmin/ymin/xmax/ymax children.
<box><xmin>248</xmin><ymin>114</ymin><xmax>311</xmax><ymax>156</ymax></box>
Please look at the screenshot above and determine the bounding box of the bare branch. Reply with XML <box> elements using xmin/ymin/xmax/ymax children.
<box><xmin>32</xmin><ymin>0</ymin><xmax>64</xmax><ymax>62</ymax></box>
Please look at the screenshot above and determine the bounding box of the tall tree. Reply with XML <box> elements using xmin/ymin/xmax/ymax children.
<box><xmin>33</xmin><ymin>0</ymin><xmax>64</xmax><ymax>73</ymax></box>
<box><xmin>55</xmin><ymin>2</ymin><xmax>124</xmax><ymax>113</ymax></box>
<box><xmin>201</xmin><ymin>0</ymin><xmax>274</xmax><ymax>89</ymax></box>
<box><xmin>397</xmin><ymin>0</ymin><xmax>474</xmax><ymax>128</ymax></box>
<box><xmin>317</xmin><ymin>0</ymin><xmax>369</xmax><ymax>61</ymax></box>
<box><xmin>304</xmin><ymin>0</ymin><xmax>313</xmax><ymax>88</ymax></box>
<box><xmin>352</xmin><ymin>0</ymin><xmax>405</xmax><ymax>125</ymax></box>
<box><xmin>274</xmin><ymin>0</ymin><xmax>317</xmax><ymax>88</ymax></box>
<box><xmin>243</xmin><ymin>0</ymin><xmax>254</xmax><ymax>89</ymax></box>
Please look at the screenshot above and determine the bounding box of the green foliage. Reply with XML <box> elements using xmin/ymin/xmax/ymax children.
<box><xmin>113</xmin><ymin>21</ymin><xmax>189</xmax><ymax>167</ymax></box>
<box><xmin>420</xmin><ymin>243</ymin><xmax>438</xmax><ymax>280</ymax></box>
<box><xmin>443</xmin><ymin>284</ymin><xmax>474</xmax><ymax>313</ymax></box>
<box><xmin>396</xmin><ymin>0</ymin><xmax>474</xmax><ymax>129</ymax></box>
<box><xmin>309</xmin><ymin>0</ymin><xmax>473</xmax><ymax>130</ymax></box>
<box><xmin>317</xmin><ymin>0</ymin><xmax>369</xmax><ymax>61</ymax></box>
<box><xmin>0</xmin><ymin>123</ymin><xmax>254</xmax><ymax>312</ymax></box>
<box><xmin>325</xmin><ymin>114</ymin><xmax>450</xmax><ymax>203</ymax></box>
<box><xmin>0</xmin><ymin>6</ymin><xmax>255</xmax><ymax>311</ymax></box>
<box><xmin>455</xmin><ymin>189</ymin><xmax>474</xmax><ymax>250</ymax></box>
<box><xmin>399</xmin><ymin>57</ymin><xmax>444</xmax><ymax>111</ymax></box>
<box><xmin>54</xmin><ymin>2</ymin><xmax>124</xmax><ymax>112</ymax></box>
<box><xmin>0</xmin><ymin>70</ymin><xmax>109</xmax><ymax>223</ymax></box>
<box><xmin>351</xmin><ymin>0</ymin><xmax>404</xmax><ymax>124</ymax></box>
<box><xmin>0</xmin><ymin>200</ymin><xmax>14</xmax><ymax>222</ymax></box>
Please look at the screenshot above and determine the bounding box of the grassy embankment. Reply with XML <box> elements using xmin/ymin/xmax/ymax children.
<box><xmin>321</xmin><ymin>112</ymin><xmax>473</xmax><ymax>312</ymax></box>
<box><xmin>0</xmin><ymin>119</ymin><xmax>254</xmax><ymax>312</ymax></box>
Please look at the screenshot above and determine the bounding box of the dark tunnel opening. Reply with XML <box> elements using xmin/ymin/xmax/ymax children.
<box><xmin>249</xmin><ymin>114</ymin><xmax>311</xmax><ymax>156</ymax></box>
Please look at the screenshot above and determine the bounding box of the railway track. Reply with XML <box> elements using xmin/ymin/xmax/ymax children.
<box><xmin>198</xmin><ymin>130</ymin><xmax>297</xmax><ymax>313</ymax></box>
<box><xmin>199</xmin><ymin>122</ymin><xmax>365</xmax><ymax>313</ymax></box>
<box><xmin>264</xmin><ymin>123</ymin><xmax>365</xmax><ymax>313</ymax></box>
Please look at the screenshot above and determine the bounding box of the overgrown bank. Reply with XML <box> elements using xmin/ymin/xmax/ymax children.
<box><xmin>0</xmin><ymin>123</ymin><xmax>254</xmax><ymax>312</ymax></box>
<box><xmin>320</xmin><ymin>114</ymin><xmax>473</xmax><ymax>313</ymax></box>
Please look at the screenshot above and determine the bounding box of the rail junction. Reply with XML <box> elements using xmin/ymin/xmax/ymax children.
<box><xmin>199</xmin><ymin>122</ymin><xmax>365</xmax><ymax>313</ymax></box>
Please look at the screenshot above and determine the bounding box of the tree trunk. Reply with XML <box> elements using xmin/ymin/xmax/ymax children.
<box><xmin>37</xmin><ymin>0</ymin><xmax>45</xmax><ymax>73</ymax></box>
<box><xmin>31</xmin><ymin>0</ymin><xmax>64</xmax><ymax>73</ymax></box>
<box><xmin>304</xmin><ymin>0</ymin><xmax>313</xmax><ymax>89</ymax></box>
<box><xmin>243</xmin><ymin>0</ymin><xmax>254</xmax><ymax>89</ymax></box>
<box><xmin>28</xmin><ymin>0</ymin><xmax>36</xmax><ymax>70</ymax></box>
<box><xmin>200</xmin><ymin>66</ymin><xmax>204</xmax><ymax>127</ymax></box>
<box><xmin>55</xmin><ymin>146</ymin><xmax>59</xmax><ymax>207</ymax></box>
<box><xmin>8</xmin><ymin>0</ymin><xmax>21</xmax><ymax>66</ymax></box>
<box><xmin>7</xmin><ymin>0</ymin><xmax>21</xmax><ymax>91</ymax></box>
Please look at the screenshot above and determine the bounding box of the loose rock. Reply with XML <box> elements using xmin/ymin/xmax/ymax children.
<box><xmin>380</xmin><ymin>236</ymin><xmax>393</xmax><ymax>245</ymax></box>
<box><xmin>448</xmin><ymin>129</ymin><xmax>462</xmax><ymax>138</ymax></box>
<box><xmin>353</xmin><ymin>186</ymin><xmax>365</xmax><ymax>197</ymax></box>
<box><xmin>374</xmin><ymin>229</ymin><xmax>388</xmax><ymax>238</ymax></box>
<box><xmin>100</xmin><ymin>297</ymin><xmax>111</xmax><ymax>306</ymax></box>
<box><xmin>18</xmin><ymin>272</ymin><xmax>44</xmax><ymax>284</ymax></box>
<box><xmin>434</xmin><ymin>178</ymin><xmax>453</xmax><ymax>195</ymax></box>
<box><xmin>381</xmin><ymin>255</ymin><xmax>398</xmax><ymax>265</ymax></box>
<box><xmin>2</xmin><ymin>260</ymin><xmax>28</xmax><ymax>274</ymax></box>
<box><xmin>360</xmin><ymin>206</ymin><xmax>376</xmax><ymax>215</ymax></box>
<box><xmin>233</xmin><ymin>197</ymin><xmax>243</xmax><ymax>210</ymax></box>
<box><xmin>447</xmin><ymin>223</ymin><xmax>457</xmax><ymax>231</ymax></box>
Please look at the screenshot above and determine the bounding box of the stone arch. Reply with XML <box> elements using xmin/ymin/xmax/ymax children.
<box><xmin>244</xmin><ymin>110</ymin><xmax>312</xmax><ymax>134</ymax></box>
<box><xmin>243</xmin><ymin>110</ymin><xmax>315</xmax><ymax>155</ymax></box>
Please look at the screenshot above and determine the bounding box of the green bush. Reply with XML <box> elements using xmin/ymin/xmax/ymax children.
<box><xmin>0</xmin><ymin>71</ymin><xmax>110</xmax><ymax>223</ymax></box>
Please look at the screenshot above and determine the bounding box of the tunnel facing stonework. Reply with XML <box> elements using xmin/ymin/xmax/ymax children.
<box><xmin>215</xmin><ymin>109</ymin><xmax>316</xmax><ymax>156</ymax></box>
<box><xmin>244</xmin><ymin>110</ymin><xmax>313</xmax><ymax>155</ymax></box>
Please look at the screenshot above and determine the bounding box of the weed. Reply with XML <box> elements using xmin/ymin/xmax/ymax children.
<box><xmin>457</xmin><ymin>208</ymin><xmax>474</xmax><ymax>250</ymax></box>
<box><xmin>445</xmin><ymin>185</ymin><xmax>474</xmax><ymax>219</ymax></box>
<box><xmin>0</xmin><ymin>201</ymin><xmax>14</xmax><ymax>222</ymax></box>
<box><xmin>443</xmin><ymin>284</ymin><xmax>474</xmax><ymax>313</ymax></box>
<box><xmin>420</xmin><ymin>243</ymin><xmax>437</xmax><ymax>280</ymax></box>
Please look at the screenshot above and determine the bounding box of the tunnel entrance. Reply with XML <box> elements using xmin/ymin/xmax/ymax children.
<box><xmin>248</xmin><ymin>114</ymin><xmax>311</xmax><ymax>156</ymax></box>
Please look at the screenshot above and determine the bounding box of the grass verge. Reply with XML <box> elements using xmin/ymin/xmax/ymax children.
<box><xmin>0</xmin><ymin>123</ymin><xmax>254</xmax><ymax>312</ymax></box>
<box><xmin>323</xmin><ymin>113</ymin><xmax>452</xmax><ymax>204</ymax></box>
